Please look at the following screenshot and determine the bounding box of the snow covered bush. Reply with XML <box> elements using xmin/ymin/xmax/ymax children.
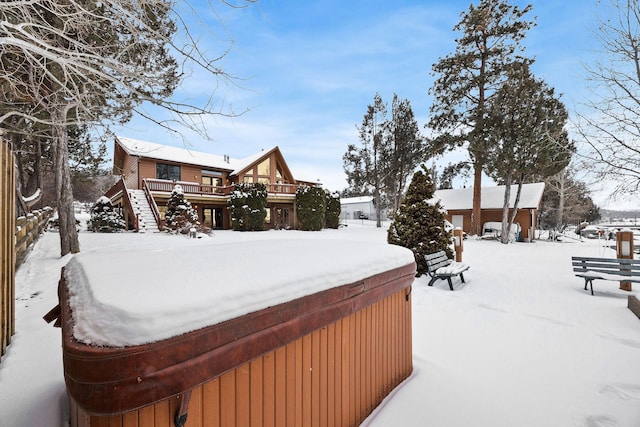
<box><xmin>227</xmin><ymin>182</ymin><xmax>268</xmax><ymax>231</ymax></box>
<box><xmin>164</xmin><ymin>185</ymin><xmax>200</xmax><ymax>234</ymax></box>
<box><xmin>325</xmin><ymin>190</ymin><xmax>341</xmax><ymax>229</ymax></box>
<box><xmin>87</xmin><ymin>196</ymin><xmax>125</xmax><ymax>233</ymax></box>
<box><xmin>387</xmin><ymin>169</ymin><xmax>453</xmax><ymax>276</ymax></box>
<box><xmin>296</xmin><ymin>185</ymin><xmax>326</xmax><ymax>231</ymax></box>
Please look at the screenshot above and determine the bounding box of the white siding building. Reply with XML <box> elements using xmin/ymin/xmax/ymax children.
<box><xmin>340</xmin><ymin>196</ymin><xmax>388</xmax><ymax>221</ymax></box>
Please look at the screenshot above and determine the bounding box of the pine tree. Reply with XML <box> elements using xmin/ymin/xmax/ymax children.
<box><xmin>87</xmin><ymin>196</ymin><xmax>125</xmax><ymax>233</ymax></box>
<box><xmin>165</xmin><ymin>185</ymin><xmax>199</xmax><ymax>234</ymax></box>
<box><xmin>388</xmin><ymin>169</ymin><xmax>453</xmax><ymax>276</ymax></box>
<box><xmin>428</xmin><ymin>0</ymin><xmax>535</xmax><ymax>235</ymax></box>
<box><xmin>344</xmin><ymin>93</ymin><xmax>425</xmax><ymax>227</ymax></box>
<box><xmin>485</xmin><ymin>61</ymin><xmax>573</xmax><ymax>243</ymax></box>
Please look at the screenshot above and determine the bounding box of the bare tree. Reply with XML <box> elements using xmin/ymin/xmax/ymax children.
<box><xmin>0</xmin><ymin>0</ymin><xmax>255</xmax><ymax>255</ymax></box>
<box><xmin>575</xmin><ymin>0</ymin><xmax>640</xmax><ymax>199</ymax></box>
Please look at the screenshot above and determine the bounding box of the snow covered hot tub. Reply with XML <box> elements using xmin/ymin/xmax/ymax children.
<box><xmin>58</xmin><ymin>238</ymin><xmax>415</xmax><ymax>427</ymax></box>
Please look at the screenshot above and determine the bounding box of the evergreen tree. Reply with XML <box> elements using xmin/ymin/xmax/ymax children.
<box><xmin>343</xmin><ymin>93</ymin><xmax>387</xmax><ymax>228</ymax></box>
<box><xmin>296</xmin><ymin>186</ymin><xmax>326</xmax><ymax>231</ymax></box>
<box><xmin>388</xmin><ymin>169</ymin><xmax>453</xmax><ymax>277</ymax></box>
<box><xmin>428</xmin><ymin>0</ymin><xmax>535</xmax><ymax>235</ymax></box>
<box><xmin>87</xmin><ymin>196</ymin><xmax>125</xmax><ymax>233</ymax></box>
<box><xmin>228</xmin><ymin>183</ymin><xmax>268</xmax><ymax>231</ymax></box>
<box><xmin>343</xmin><ymin>93</ymin><xmax>425</xmax><ymax>227</ymax></box>
<box><xmin>325</xmin><ymin>190</ymin><xmax>341</xmax><ymax>229</ymax></box>
<box><xmin>485</xmin><ymin>61</ymin><xmax>574</xmax><ymax>243</ymax></box>
<box><xmin>165</xmin><ymin>184</ymin><xmax>199</xmax><ymax>234</ymax></box>
<box><xmin>383</xmin><ymin>94</ymin><xmax>426</xmax><ymax>214</ymax></box>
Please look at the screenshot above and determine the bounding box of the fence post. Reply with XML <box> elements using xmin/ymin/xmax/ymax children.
<box><xmin>454</xmin><ymin>227</ymin><xmax>464</xmax><ymax>262</ymax></box>
<box><xmin>616</xmin><ymin>230</ymin><xmax>635</xmax><ymax>291</ymax></box>
<box><xmin>1</xmin><ymin>140</ymin><xmax>16</xmax><ymax>361</ymax></box>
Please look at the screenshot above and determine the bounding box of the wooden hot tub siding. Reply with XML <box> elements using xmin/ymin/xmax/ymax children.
<box><xmin>64</xmin><ymin>264</ymin><xmax>414</xmax><ymax>427</ymax></box>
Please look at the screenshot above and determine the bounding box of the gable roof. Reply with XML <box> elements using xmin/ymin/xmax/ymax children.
<box><xmin>434</xmin><ymin>182</ymin><xmax>545</xmax><ymax>210</ymax></box>
<box><xmin>340</xmin><ymin>196</ymin><xmax>374</xmax><ymax>205</ymax></box>
<box><xmin>116</xmin><ymin>136</ymin><xmax>282</xmax><ymax>176</ymax></box>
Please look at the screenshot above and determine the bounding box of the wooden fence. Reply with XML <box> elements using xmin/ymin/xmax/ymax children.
<box><xmin>15</xmin><ymin>207</ymin><xmax>54</xmax><ymax>267</ymax></box>
<box><xmin>0</xmin><ymin>139</ymin><xmax>53</xmax><ymax>364</ymax></box>
<box><xmin>1</xmin><ymin>140</ymin><xmax>16</xmax><ymax>362</ymax></box>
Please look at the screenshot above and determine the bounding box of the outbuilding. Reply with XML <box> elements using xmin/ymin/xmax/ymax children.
<box><xmin>340</xmin><ymin>196</ymin><xmax>388</xmax><ymax>221</ymax></box>
<box><xmin>434</xmin><ymin>182</ymin><xmax>545</xmax><ymax>241</ymax></box>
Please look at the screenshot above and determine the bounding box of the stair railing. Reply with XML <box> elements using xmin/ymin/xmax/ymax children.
<box><xmin>142</xmin><ymin>179</ymin><xmax>164</xmax><ymax>231</ymax></box>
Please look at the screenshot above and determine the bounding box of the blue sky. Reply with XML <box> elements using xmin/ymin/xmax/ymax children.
<box><xmin>113</xmin><ymin>1</ymin><xmax>616</xmax><ymax>205</ymax></box>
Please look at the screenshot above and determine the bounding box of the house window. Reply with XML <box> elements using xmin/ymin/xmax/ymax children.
<box><xmin>156</xmin><ymin>163</ymin><xmax>181</xmax><ymax>181</ymax></box>
<box><xmin>257</xmin><ymin>159</ymin><xmax>270</xmax><ymax>176</ymax></box>
<box><xmin>202</xmin><ymin>176</ymin><xmax>222</xmax><ymax>188</ymax></box>
<box><xmin>243</xmin><ymin>175</ymin><xmax>254</xmax><ymax>184</ymax></box>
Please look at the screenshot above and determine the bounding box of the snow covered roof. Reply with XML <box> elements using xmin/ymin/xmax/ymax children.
<box><xmin>340</xmin><ymin>196</ymin><xmax>374</xmax><ymax>205</ymax></box>
<box><xmin>434</xmin><ymin>182</ymin><xmax>545</xmax><ymax>210</ymax></box>
<box><xmin>116</xmin><ymin>136</ymin><xmax>279</xmax><ymax>176</ymax></box>
<box><xmin>64</xmin><ymin>238</ymin><xmax>414</xmax><ymax>347</ymax></box>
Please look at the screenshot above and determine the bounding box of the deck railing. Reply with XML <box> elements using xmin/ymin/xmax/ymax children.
<box><xmin>143</xmin><ymin>178</ymin><xmax>302</xmax><ymax>196</ymax></box>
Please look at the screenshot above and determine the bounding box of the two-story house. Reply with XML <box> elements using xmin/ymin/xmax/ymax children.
<box><xmin>105</xmin><ymin>136</ymin><xmax>320</xmax><ymax>232</ymax></box>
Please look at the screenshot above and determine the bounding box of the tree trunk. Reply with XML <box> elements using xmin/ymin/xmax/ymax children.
<box><xmin>557</xmin><ymin>172</ymin><xmax>566</xmax><ymax>229</ymax></box>
<box><xmin>507</xmin><ymin>180</ymin><xmax>523</xmax><ymax>242</ymax></box>
<box><xmin>471</xmin><ymin>161</ymin><xmax>483</xmax><ymax>236</ymax></box>
<box><xmin>52</xmin><ymin>111</ymin><xmax>80</xmax><ymax>256</ymax></box>
<box><xmin>374</xmin><ymin>186</ymin><xmax>382</xmax><ymax>228</ymax></box>
<box><xmin>500</xmin><ymin>177</ymin><xmax>512</xmax><ymax>244</ymax></box>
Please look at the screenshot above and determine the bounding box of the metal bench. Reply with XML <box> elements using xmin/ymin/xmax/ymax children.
<box><xmin>425</xmin><ymin>250</ymin><xmax>470</xmax><ymax>291</ymax></box>
<box><xmin>571</xmin><ymin>256</ymin><xmax>640</xmax><ymax>295</ymax></box>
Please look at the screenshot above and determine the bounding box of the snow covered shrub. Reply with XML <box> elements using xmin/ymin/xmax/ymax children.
<box><xmin>227</xmin><ymin>182</ymin><xmax>268</xmax><ymax>231</ymax></box>
<box><xmin>296</xmin><ymin>185</ymin><xmax>326</xmax><ymax>231</ymax></box>
<box><xmin>325</xmin><ymin>190</ymin><xmax>341</xmax><ymax>229</ymax></box>
<box><xmin>87</xmin><ymin>196</ymin><xmax>125</xmax><ymax>233</ymax></box>
<box><xmin>165</xmin><ymin>185</ymin><xmax>200</xmax><ymax>234</ymax></box>
<box><xmin>387</xmin><ymin>169</ymin><xmax>453</xmax><ymax>276</ymax></box>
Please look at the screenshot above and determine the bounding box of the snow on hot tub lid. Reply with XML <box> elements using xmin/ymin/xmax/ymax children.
<box><xmin>64</xmin><ymin>238</ymin><xmax>415</xmax><ymax>347</ymax></box>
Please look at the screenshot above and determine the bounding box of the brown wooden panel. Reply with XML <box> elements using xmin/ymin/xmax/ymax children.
<box><xmin>274</xmin><ymin>347</ymin><xmax>286</xmax><ymax>426</ymax></box>
<box><xmin>249</xmin><ymin>358</ymin><xmax>263</xmax><ymax>427</ymax></box>
<box><xmin>319</xmin><ymin>327</ymin><xmax>328</xmax><ymax>427</ymax></box>
<box><xmin>122</xmin><ymin>411</ymin><xmax>138</xmax><ymax>427</ymax></box>
<box><xmin>311</xmin><ymin>330</ymin><xmax>320</xmax><ymax>427</ymax></box>
<box><xmin>285</xmin><ymin>342</ymin><xmax>296</xmax><ymax>427</ymax></box>
<box><xmin>236</xmin><ymin>366</ymin><xmax>250</xmax><ymax>427</ymax></box>
<box><xmin>340</xmin><ymin>317</ymin><xmax>350</xmax><ymax>427</ymax></box>
<box><xmin>138</xmin><ymin>405</ymin><xmax>155</xmax><ymax>427</ymax></box>
<box><xmin>334</xmin><ymin>323</ymin><xmax>341</xmax><ymax>427</ymax></box>
<box><xmin>153</xmin><ymin>399</ymin><xmax>170</xmax><ymax>427</ymax></box>
<box><xmin>188</xmin><ymin>387</ymin><xmax>203</xmax><ymax>427</ymax></box>
<box><xmin>220</xmin><ymin>371</ymin><xmax>236</xmax><ymax>427</ymax></box>
<box><xmin>202</xmin><ymin>377</ymin><xmax>220</xmax><ymax>427</ymax></box>
<box><xmin>301</xmin><ymin>334</ymin><xmax>312</xmax><ymax>427</ymax></box>
<box><xmin>262</xmin><ymin>353</ymin><xmax>275</xmax><ymax>427</ymax></box>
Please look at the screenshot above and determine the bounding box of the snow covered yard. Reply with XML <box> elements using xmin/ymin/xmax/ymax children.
<box><xmin>1</xmin><ymin>222</ymin><xmax>639</xmax><ymax>426</ymax></box>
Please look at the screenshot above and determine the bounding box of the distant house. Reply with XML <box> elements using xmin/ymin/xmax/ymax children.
<box><xmin>434</xmin><ymin>182</ymin><xmax>545</xmax><ymax>241</ymax></box>
<box><xmin>340</xmin><ymin>196</ymin><xmax>388</xmax><ymax>221</ymax></box>
<box><xmin>105</xmin><ymin>136</ymin><xmax>320</xmax><ymax>231</ymax></box>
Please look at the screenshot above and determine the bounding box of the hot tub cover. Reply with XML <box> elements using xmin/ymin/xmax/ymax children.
<box><xmin>64</xmin><ymin>238</ymin><xmax>415</xmax><ymax>347</ymax></box>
